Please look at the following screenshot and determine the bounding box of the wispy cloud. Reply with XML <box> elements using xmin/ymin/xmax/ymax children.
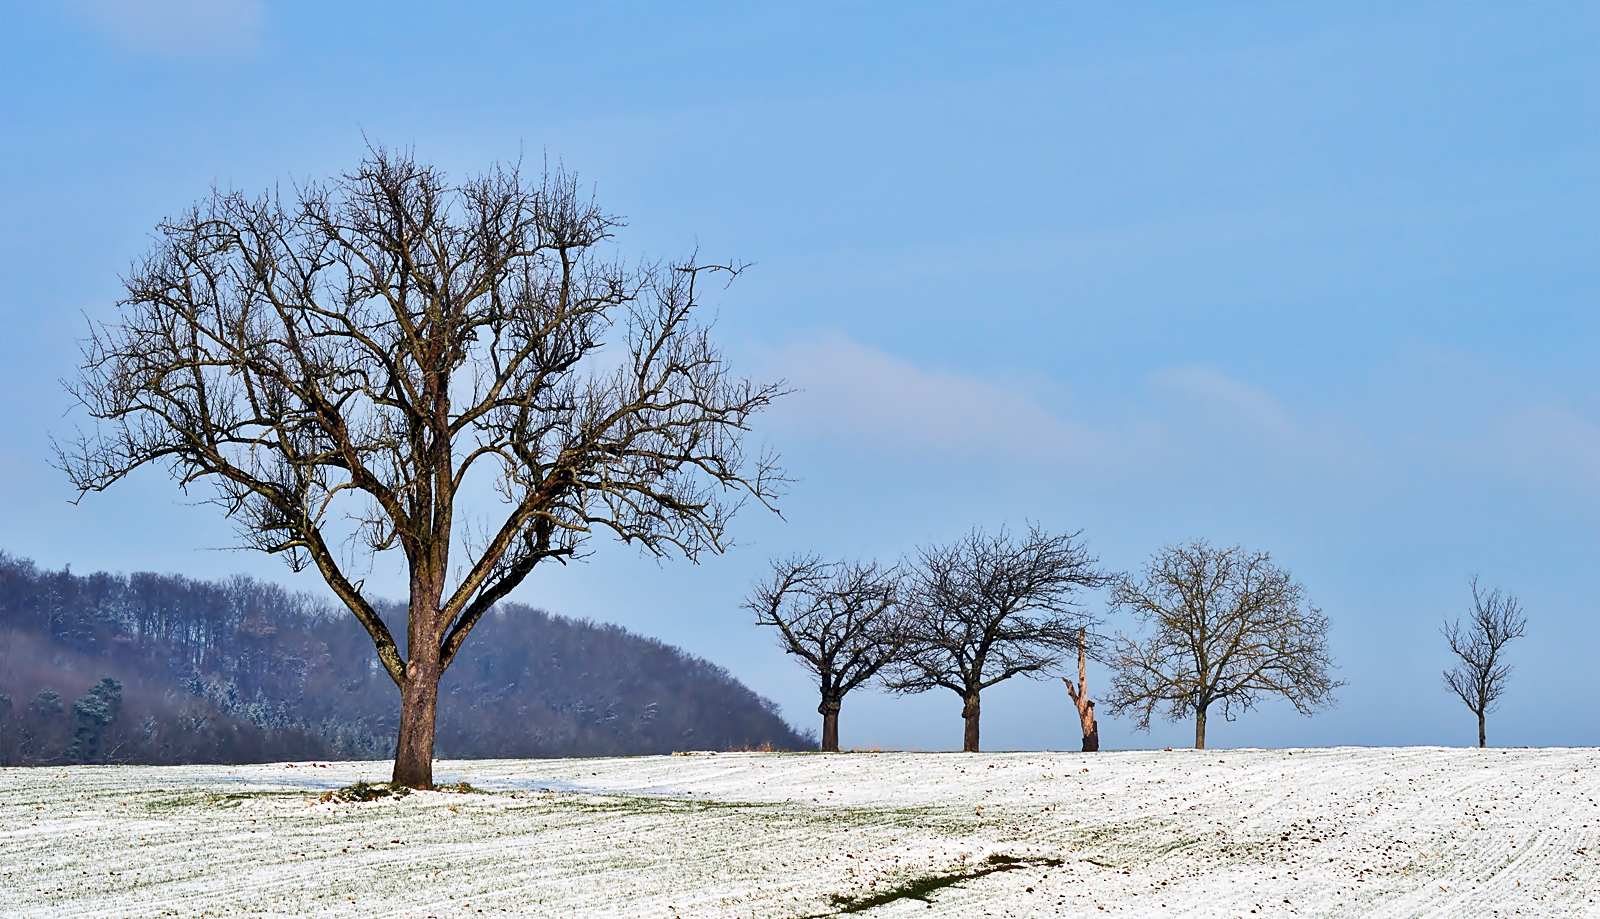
<box><xmin>757</xmin><ymin>332</ymin><xmax>1378</xmax><ymax>483</ymax></box>
<box><xmin>68</xmin><ymin>0</ymin><xmax>265</xmax><ymax>61</ymax></box>
<box><xmin>757</xmin><ymin>331</ymin><xmax>1101</xmax><ymax>463</ymax></box>
<box><xmin>1141</xmin><ymin>364</ymin><xmax>1382</xmax><ymax>476</ymax></box>
<box><xmin>755</xmin><ymin>332</ymin><xmax>1600</xmax><ymax>507</ymax></box>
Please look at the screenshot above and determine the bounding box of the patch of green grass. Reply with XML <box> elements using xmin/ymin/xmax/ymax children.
<box><xmin>1151</xmin><ymin>837</ymin><xmax>1201</xmax><ymax>857</ymax></box>
<box><xmin>435</xmin><ymin>781</ymin><xmax>487</xmax><ymax>795</ymax></box>
<box><xmin>208</xmin><ymin>790</ymin><xmax>303</xmax><ymax>808</ymax></box>
<box><xmin>319</xmin><ymin>781</ymin><xmax>412</xmax><ymax>804</ymax></box>
<box><xmin>815</xmin><ymin>853</ymin><xmax>1063</xmax><ymax>916</ymax></box>
<box><xmin>144</xmin><ymin>792</ymin><xmax>212</xmax><ymax>812</ymax></box>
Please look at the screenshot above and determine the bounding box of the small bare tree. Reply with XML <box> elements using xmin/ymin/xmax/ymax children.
<box><xmin>1062</xmin><ymin>627</ymin><xmax>1099</xmax><ymax>752</ymax></box>
<box><xmin>885</xmin><ymin>525</ymin><xmax>1109</xmax><ymax>753</ymax></box>
<box><xmin>1105</xmin><ymin>541</ymin><xmax>1339</xmax><ymax>749</ymax></box>
<box><xmin>746</xmin><ymin>556</ymin><xmax>904</xmax><ymax>752</ymax></box>
<box><xmin>56</xmin><ymin>149</ymin><xmax>785</xmax><ymax>788</ymax></box>
<box><xmin>1443</xmin><ymin>577</ymin><xmax>1526</xmax><ymax>748</ymax></box>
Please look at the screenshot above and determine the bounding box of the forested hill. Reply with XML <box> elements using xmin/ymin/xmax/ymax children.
<box><xmin>0</xmin><ymin>553</ymin><xmax>813</xmax><ymax>766</ymax></box>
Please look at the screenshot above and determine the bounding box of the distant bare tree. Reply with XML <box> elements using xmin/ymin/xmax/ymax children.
<box><xmin>1105</xmin><ymin>541</ymin><xmax>1339</xmax><ymax>749</ymax></box>
<box><xmin>746</xmin><ymin>556</ymin><xmax>904</xmax><ymax>752</ymax></box>
<box><xmin>56</xmin><ymin>149</ymin><xmax>785</xmax><ymax>788</ymax></box>
<box><xmin>1443</xmin><ymin>577</ymin><xmax>1527</xmax><ymax>748</ymax></box>
<box><xmin>0</xmin><ymin>691</ymin><xmax>11</xmax><ymax>767</ymax></box>
<box><xmin>1062</xmin><ymin>627</ymin><xmax>1099</xmax><ymax>752</ymax></box>
<box><xmin>886</xmin><ymin>525</ymin><xmax>1109</xmax><ymax>752</ymax></box>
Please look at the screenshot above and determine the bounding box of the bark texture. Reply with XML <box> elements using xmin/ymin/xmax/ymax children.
<box><xmin>394</xmin><ymin>659</ymin><xmax>440</xmax><ymax>787</ymax></box>
<box><xmin>819</xmin><ymin>700</ymin><xmax>842</xmax><ymax>754</ymax></box>
<box><xmin>962</xmin><ymin>695</ymin><xmax>981</xmax><ymax>753</ymax></box>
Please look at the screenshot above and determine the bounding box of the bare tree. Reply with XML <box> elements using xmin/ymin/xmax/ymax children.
<box><xmin>1062</xmin><ymin>627</ymin><xmax>1099</xmax><ymax>752</ymax></box>
<box><xmin>885</xmin><ymin>525</ymin><xmax>1109</xmax><ymax>753</ymax></box>
<box><xmin>1443</xmin><ymin>577</ymin><xmax>1526</xmax><ymax>749</ymax></box>
<box><xmin>746</xmin><ymin>556</ymin><xmax>903</xmax><ymax>752</ymax></box>
<box><xmin>1105</xmin><ymin>541</ymin><xmax>1339</xmax><ymax>749</ymax></box>
<box><xmin>56</xmin><ymin>149</ymin><xmax>785</xmax><ymax>788</ymax></box>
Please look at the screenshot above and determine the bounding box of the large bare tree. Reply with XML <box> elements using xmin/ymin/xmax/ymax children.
<box><xmin>56</xmin><ymin>149</ymin><xmax>785</xmax><ymax>787</ymax></box>
<box><xmin>885</xmin><ymin>525</ymin><xmax>1108</xmax><ymax>753</ymax></box>
<box><xmin>746</xmin><ymin>556</ymin><xmax>904</xmax><ymax>752</ymax></box>
<box><xmin>1104</xmin><ymin>541</ymin><xmax>1339</xmax><ymax>749</ymax></box>
<box><xmin>1443</xmin><ymin>577</ymin><xmax>1526</xmax><ymax>748</ymax></box>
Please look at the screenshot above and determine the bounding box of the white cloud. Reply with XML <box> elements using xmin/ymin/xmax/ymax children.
<box><xmin>1147</xmin><ymin>365</ymin><xmax>1299</xmax><ymax>439</ymax></box>
<box><xmin>70</xmin><ymin>0</ymin><xmax>265</xmax><ymax>60</ymax></box>
<box><xmin>757</xmin><ymin>331</ymin><xmax>1103</xmax><ymax>464</ymax></box>
<box><xmin>1142</xmin><ymin>364</ymin><xmax>1381</xmax><ymax>475</ymax></box>
<box><xmin>755</xmin><ymin>332</ymin><xmax>1600</xmax><ymax>514</ymax></box>
<box><xmin>756</xmin><ymin>332</ymin><xmax>1377</xmax><ymax>483</ymax></box>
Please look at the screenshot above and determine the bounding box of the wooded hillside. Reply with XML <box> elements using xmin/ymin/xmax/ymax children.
<box><xmin>0</xmin><ymin>553</ymin><xmax>812</xmax><ymax>765</ymax></box>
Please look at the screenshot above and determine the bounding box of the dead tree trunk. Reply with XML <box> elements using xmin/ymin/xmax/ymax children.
<box><xmin>1063</xmin><ymin>628</ymin><xmax>1099</xmax><ymax>752</ymax></box>
<box><xmin>1063</xmin><ymin>678</ymin><xmax>1098</xmax><ymax>752</ymax></box>
<box><xmin>962</xmin><ymin>693</ymin><xmax>981</xmax><ymax>752</ymax></box>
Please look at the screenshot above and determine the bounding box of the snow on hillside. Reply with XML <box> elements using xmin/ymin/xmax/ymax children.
<box><xmin>2</xmin><ymin>747</ymin><xmax>1596</xmax><ymax>917</ymax></box>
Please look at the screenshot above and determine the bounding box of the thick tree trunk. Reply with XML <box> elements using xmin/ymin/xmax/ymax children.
<box><xmin>1194</xmin><ymin>705</ymin><xmax>1207</xmax><ymax>750</ymax></box>
<box><xmin>962</xmin><ymin>693</ymin><xmax>981</xmax><ymax>753</ymax></box>
<box><xmin>393</xmin><ymin>659</ymin><xmax>440</xmax><ymax>788</ymax></box>
<box><xmin>1478</xmin><ymin>711</ymin><xmax>1486</xmax><ymax>749</ymax></box>
<box><xmin>819</xmin><ymin>698</ymin><xmax>842</xmax><ymax>752</ymax></box>
<box><xmin>394</xmin><ymin>577</ymin><xmax>445</xmax><ymax>789</ymax></box>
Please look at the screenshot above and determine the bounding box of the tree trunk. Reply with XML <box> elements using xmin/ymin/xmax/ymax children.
<box><xmin>962</xmin><ymin>693</ymin><xmax>981</xmax><ymax>753</ymax></box>
<box><xmin>819</xmin><ymin>698</ymin><xmax>842</xmax><ymax>753</ymax></box>
<box><xmin>1063</xmin><ymin>683</ymin><xmax>1099</xmax><ymax>752</ymax></box>
<box><xmin>393</xmin><ymin>582</ymin><xmax>444</xmax><ymax>788</ymax></box>
<box><xmin>1064</xmin><ymin>632</ymin><xmax>1098</xmax><ymax>752</ymax></box>
<box><xmin>1194</xmin><ymin>705</ymin><xmax>1207</xmax><ymax>750</ymax></box>
<box><xmin>393</xmin><ymin>657</ymin><xmax>440</xmax><ymax>788</ymax></box>
<box><xmin>1478</xmin><ymin>711</ymin><xmax>1486</xmax><ymax>749</ymax></box>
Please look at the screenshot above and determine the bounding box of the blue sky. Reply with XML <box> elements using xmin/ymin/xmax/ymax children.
<box><xmin>1</xmin><ymin>1</ymin><xmax>1596</xmax><ymax>751</ymax></box>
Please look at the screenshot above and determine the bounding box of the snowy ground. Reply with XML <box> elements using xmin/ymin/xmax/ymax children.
<box><xmin>2</xmin><ymin>747</ymin><xmax>1597</xmax><ymax>918</ymax></box>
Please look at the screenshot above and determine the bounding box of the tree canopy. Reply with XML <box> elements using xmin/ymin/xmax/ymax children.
<box><xmin>886</xmin><ymin>525</ymin><xmax>1108</xmax><ymax>752</ymax></box>
<box><xmin>1105</xmin><ymin>541</ymin><xmax>1339</xmax><ymax>749</ymax></box>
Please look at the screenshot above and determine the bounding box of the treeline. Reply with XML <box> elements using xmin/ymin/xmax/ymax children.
<box><xmin>0</xmin><ymin>553</ymin><xmax>811</xmax><ymax>765</ymax></box>
<box><xmin>753</xmin><ymin>526</ymin><xmax>1340</xmax><ymax>752</ymax></box>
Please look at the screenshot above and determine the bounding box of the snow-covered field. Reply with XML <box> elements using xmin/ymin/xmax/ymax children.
<box><xmin>3</xmin><ymin>747</ymin><xmax>1597</xmax><ymax>918</ymax></box>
